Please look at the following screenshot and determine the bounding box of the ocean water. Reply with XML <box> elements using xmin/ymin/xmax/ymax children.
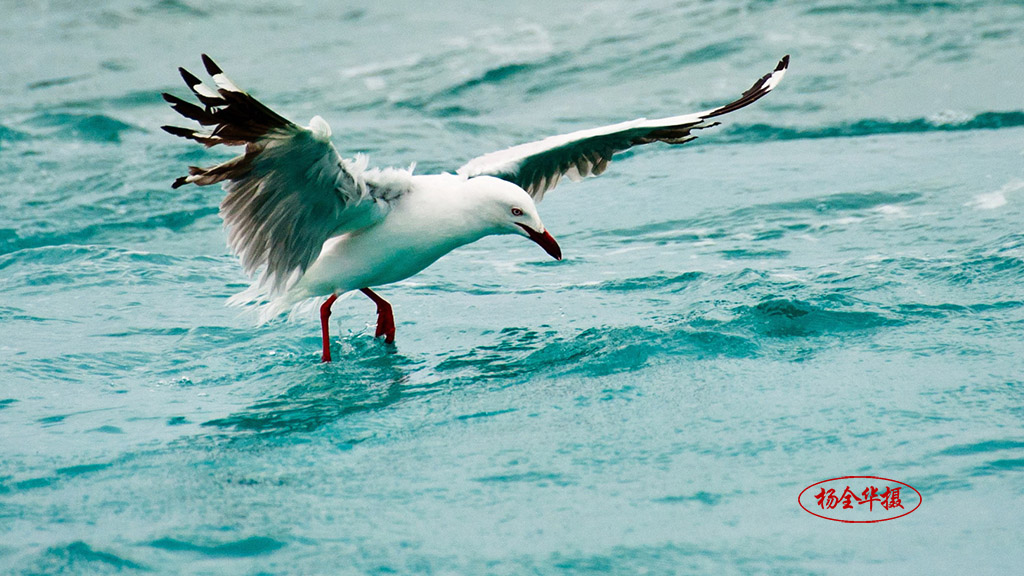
<box><xmin>2</xmin><ymin>0</ymin><xmax>1023</xmax><ymax>573</ymax></box>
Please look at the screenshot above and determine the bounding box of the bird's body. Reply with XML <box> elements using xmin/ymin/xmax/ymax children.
<box><xmin>163</xmin><ymin>54</ymin><xmax>789</xmax><ymax>361</ymax></box>
<box><xmin>291</xmin><ymin>174</ymin><xmax>534</xmax><ymax>304</ymax></box>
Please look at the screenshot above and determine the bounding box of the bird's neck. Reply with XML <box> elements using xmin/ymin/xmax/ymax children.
<box><xmin>399</xmin><ymin>175</ymin><xmax>505</xmax><ymax>250</ymax></box>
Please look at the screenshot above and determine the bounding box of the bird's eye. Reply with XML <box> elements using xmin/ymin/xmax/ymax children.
<box><xmin>511</xmin><ymin>207</ymin><xmax>524</xmax><ymax>217</ymax></box>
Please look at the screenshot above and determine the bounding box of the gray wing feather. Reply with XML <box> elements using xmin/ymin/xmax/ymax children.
<box><xmin>162</xmin><ymin>55</ymin><xmax>392</xmax><ymax>294</ymax></box>
<box><xmin>457</xmin><ymin>55</ymin><xmax>789</xmax><ymax>201</ymax></box>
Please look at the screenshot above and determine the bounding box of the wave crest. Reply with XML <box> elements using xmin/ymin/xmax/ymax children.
<box><xmin>721</xmin><ymin>111</ymin><xmax>1024</xmax><ymax>143</ymax></box>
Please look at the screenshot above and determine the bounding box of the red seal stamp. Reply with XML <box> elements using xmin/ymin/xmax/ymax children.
<box><xmin>798</xmin><ymin>476</ymin><xmax>922</xmax><ymax>523</ymax></box>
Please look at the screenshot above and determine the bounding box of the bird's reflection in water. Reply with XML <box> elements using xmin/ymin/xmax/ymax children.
<box><xmin>202</xmin><ymin>339</ymin><xmax>426</xmax><ymax>437</ymax></box>
<box><xmin>199</xmin><ymin>327</ymin><xmax>560</xmax><ymax>439</ymax></box>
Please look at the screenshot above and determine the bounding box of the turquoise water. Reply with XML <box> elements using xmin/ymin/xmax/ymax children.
<box><xmin>3</xmin><ymin>0</ymin><xmax>1024</xmax><ymax>573</ymax></box>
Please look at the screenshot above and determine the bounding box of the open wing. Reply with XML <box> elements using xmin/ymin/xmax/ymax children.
<box><xmin>457</xmin><ymin>55</ymin><xmax>789</xmax><ymax>201</ymax></box>
<box><xmin>162</xmin><ymin>55</ymin><xmax>393</xmax><ymax>294</ymax></box>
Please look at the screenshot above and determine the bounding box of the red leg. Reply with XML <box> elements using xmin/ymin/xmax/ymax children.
<box><xmin>360</xmin><ymin>288</ymin><xmax>396</xmax><ymax>343</ymax></box>
<box><xmin>320</xmin><ymin>293</ymin><xmax>339</xmax><ymax>363</ymax></box>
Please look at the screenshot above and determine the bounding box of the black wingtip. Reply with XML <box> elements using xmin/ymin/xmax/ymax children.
<box><xmin>201</xmin><ymin>54</ymin><xmax>222</xmax><ymax>76</ymax></box>
<box><xmin>777</xmin><ymin>55</ymin><xmax>790</xmax><ymax>72</ymax></box>
<box><xmin>161</xmin><ymin>92</ymin><xmax>188</xmax><ymax>106</ymax></box>
<box><xmin>161</xmin><ymin>125</ymin><xmax>194</xmax><ymax>137</ymax></box>
<box><xmin>179</xmin><ymin>66</ymin><xmax>202</xmax><ymax>86</ymax></box>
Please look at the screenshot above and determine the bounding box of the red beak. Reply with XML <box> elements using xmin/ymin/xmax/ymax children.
<box><xmin>517</xmin><ymin>224</ymin><xmax>562</xmax><ymax>261</ymax></box>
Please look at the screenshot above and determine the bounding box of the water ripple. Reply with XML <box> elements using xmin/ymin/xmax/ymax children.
<box><xmin>148</xmin><ymin>536</ymin><xmax>285</xmax><ymax>557</ymax></box>
<box><xmin>23</xmin><ymin>112</ymin><xmax>142</xmax><ymax>143</ymax></box>
<box><xmin>721</xmin><ymin>111</ymin><xmax>1024</xmax><ymax>143</ymax></box>
<box><xmin>25</xmin><ymin>542</ymin><xmax>148</xmax><ymax>573</ymax></box>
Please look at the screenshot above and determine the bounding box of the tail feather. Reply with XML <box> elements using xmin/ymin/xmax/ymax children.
<box><xmin>228</xmin><ymin>286</ymin><xmax>301</xmax><ymax>325</ymax></box>
<box><xmin>227</xmin><ymin>283</ymin><xmax>352</xmax><ymax>326</ymax></box>
<box><xmin>227</xmin><ymin>272</ymin><xmax>308</xmax><ymax>325</ymax></box>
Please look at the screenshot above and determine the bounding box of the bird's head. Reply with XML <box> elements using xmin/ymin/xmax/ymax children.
<box><xmin>468</xmin><ymin>177</ymin><xmax>561</xmax><ymax>261</ymax></box>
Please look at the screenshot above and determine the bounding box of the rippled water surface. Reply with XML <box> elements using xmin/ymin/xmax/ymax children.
<box><xmin>2</xmin><ymin>1</ymin><xmax>1023</xmax><ymax>574</ymax></box>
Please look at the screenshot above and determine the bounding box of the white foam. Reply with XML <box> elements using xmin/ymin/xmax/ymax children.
<box><xmin>966</xmin><ymin>180</ymin><xmax>1024</xmax><ymax>210</ymax></box>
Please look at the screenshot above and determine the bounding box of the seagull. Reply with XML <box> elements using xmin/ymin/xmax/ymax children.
<box><xmin>163</xmin><ymin>54</ymin><xmax>789</xmax><ymax>362</ymax></box>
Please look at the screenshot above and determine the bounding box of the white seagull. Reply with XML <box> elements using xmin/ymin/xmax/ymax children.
<box><xmin>163</xmin><ymin>54</ymin><xmax>789</xmax><ymax>362</ymax></box>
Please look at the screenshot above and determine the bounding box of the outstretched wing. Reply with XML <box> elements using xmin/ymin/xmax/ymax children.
<box><xmin>457</xmin><ymin>55</ymin><xmax>789</xmax><ymax>201</ymax></box>
<box><xmin>162</xmin><ymin>55</ymin><xmax>392</xmax><ymax>294</ymax></box>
